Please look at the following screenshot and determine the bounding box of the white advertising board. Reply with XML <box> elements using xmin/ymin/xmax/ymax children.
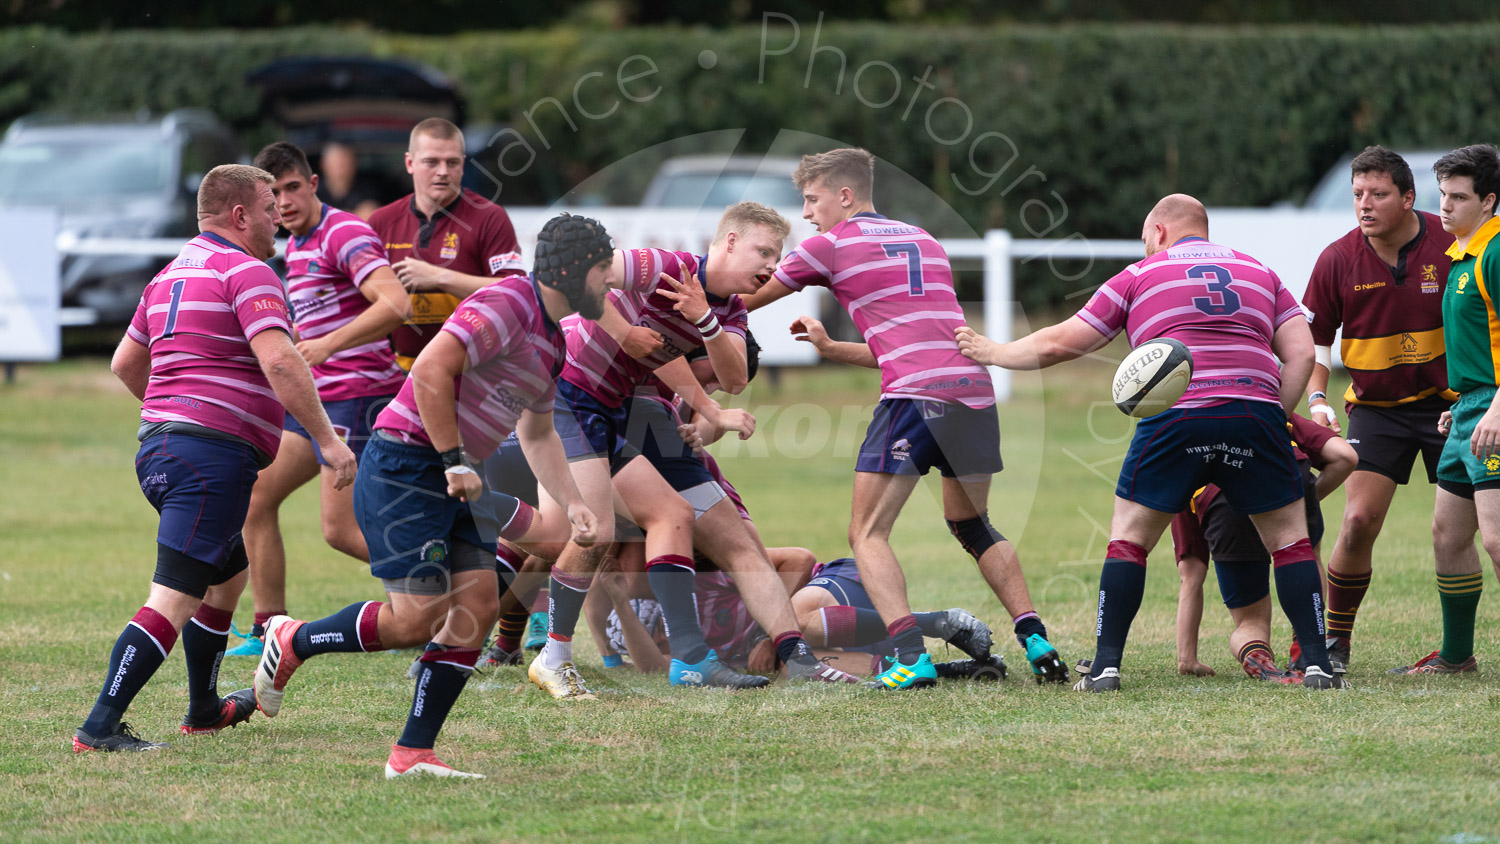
<box><xmin>0</xmin><ymin>209</ymin><xmax>60</xmax><ymax>361</ymax></box>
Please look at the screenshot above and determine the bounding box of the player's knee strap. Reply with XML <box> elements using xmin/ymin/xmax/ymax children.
<box><xmin>681</xmin><ymin>481</ymin><xmax>728</xmax><ymax>520</ymax></box>
<box><xmin>947</xmin><ymin>514</ymin><xmax>1005</xmax><ymax>561</ymax></box>
<box><xmin>1214</xmin><ymin>561</ymin><xmax>1270</xmax><ymax>609</ymax></box>
<box><xmin>151</xmin><ymin>543</ymin><xmax>217</xmax><ymax>599</ymax></box>
<box><xmin>211</xmin><ymin>541</ymin><xmax>249</xmax><ymax>586</ymax></box>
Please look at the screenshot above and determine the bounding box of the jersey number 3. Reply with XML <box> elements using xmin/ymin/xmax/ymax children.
<box><xmin>1188</xmin><ymin>264</ymin><xmax>1240</xmax><ymax>316</ymax></box>
<box><xmin>883</xmin><ymin>242</ymin><xmax>925</xmax><ymax>296</ymax></box>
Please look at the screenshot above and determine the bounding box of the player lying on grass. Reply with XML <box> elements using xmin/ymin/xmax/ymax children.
<box><xmin>744</xmin><ymin>148</ymin><xmax>1069</xmax><ymax>691</ymax></box>
<box><xmin>958</xmin><ymin>194</ymin><xmax>1344</xmax><ymax>692</ymax></box>
<box><xmin>1161</xmin><ymin>413</ymin><xmax>1355</xmax><ymax>682</ymax></box>
<box><xmin>252</xmin><ymin>213</ymin><xmax>606</xmax><ymax>779</ymax></box>
<box><xmin>75</xmin><ymin>164</ymin><xmax>357</xmax><ymax>753</ymax></box>
<box><xmin>587</xmin><ymin>552</ymin><xmax>1001</xmax><ymax>681</ymax></box>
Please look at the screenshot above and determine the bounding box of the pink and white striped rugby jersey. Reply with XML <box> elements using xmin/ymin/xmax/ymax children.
<box><xmin>773</xmin><ymin>213</ymin><xmax>994</xmax><ymax>409</ymax></box>
<box><xmin>375</xmin><ymin>276</ymin><xmax>565</xmax><ymax>459</ymax></box>
<box><xmin>1078</xmin><ymin>237</ymin><xmax>1304</xmax><ymax>408</ymax></box>
<box><xmin>559</xmin><ymin>250</ymin><xmax>748</xmax><ymax>407</ymax></box>
<box><xmin>126</xmin><ymin>233</ymin><xmax>293</xmax><ymax>458</ymax></box>
<box><xmin>283</xmin><ymin>204</ymin><xmax>404</xmax><ymax>400</ymax></box>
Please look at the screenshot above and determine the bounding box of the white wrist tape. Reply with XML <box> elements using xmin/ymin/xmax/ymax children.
<box><xmin>1314</xmin><ymin>345</ymin><xmax>1332</xmax><ymax>369</ymax></box>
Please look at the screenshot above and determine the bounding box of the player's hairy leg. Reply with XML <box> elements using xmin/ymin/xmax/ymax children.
<box><xmin>552</xmin><ymin>456</ymin><xmax>620</xmax><ymax>576</ymax></box>
<box><xmin>318</xmin><ymin>465</ymin><xmax>367</xmax><ymax>561</ymax></box>
<box><xmin>1225</xmin><ymin>596</ymin><xmax>1274</xmax><ymax>658</ymax></box>
<box><xmin>695</xmin><ymin>500</ymin><xmax>801</xmax><ymax>636</ymax></box>
<box><xmin>427</xmin><ymin>569</ymin><xmax>501</xmax><ymax>649</ymax></box>
<box><xmin>848</xmin><ymin>471</ymin><xmax>922</xmax><ymax>625</ymax></box>
<box><xmin>1329</xmin><ymin>470</ymin><xmax>1399</xmax><ymax>577</ymax></box>
<box><xmin>610</xmin><ymin>456</ymin><xmax>694</xmax><ymax>567</ymax></box>
<box><xmin>942</xmin><ymin>476</ymin><xmax>1035</xmax><ymax>616</ymax></box>
<box><xmin>378</xmin><ymin>590</ymin><xmax>458</xmax><ymax>649</ymax></box>
<box><xmin>241</xmin><ymin>431</ymin><xmax>320</xmax><ymax>616</ymax></box>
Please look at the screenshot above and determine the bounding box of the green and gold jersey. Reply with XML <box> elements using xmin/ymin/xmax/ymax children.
<box><xmin>1442</xmin><ymin>216</ymin><xmax>1500</xmax><ymax>394</ymax></box>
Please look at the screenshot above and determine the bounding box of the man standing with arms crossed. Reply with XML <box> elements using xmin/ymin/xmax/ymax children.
<box><xmin>958</xmin><ymin>194</ymin><xmax>1342</xmax><ymax>692</ymax></box>
<box><xmin>1394</xmin><ymin>144</ymin><xmax>1500</xmax><ymax>675</ymax></box>
<box><xmin>231</xmin><ymin>142</ymin><xmax>411</xmax><ymax>658</ymax></box>
<box><xmin>369</xmin><ymin>118</ymin><xmax>525</xmax><ymax>371</ymax></box>
<box><xmin>1302</xmin><ymin>146</ymin><xmax>1455</xmax><ymax>674</ymax></box>
<box><xmin>746</xmin><ymin>148</ymin><xmax>1068</xmax><ymax>690</ymax></box>
<box><xmin>74</xmin><ymin>164</ymin><xmax>355</xmax><ymax>752</ymax></box>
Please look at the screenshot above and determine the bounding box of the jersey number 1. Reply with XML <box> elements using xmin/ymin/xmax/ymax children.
<box><xmin>1188</xmin><ymin>264</ymin><xmax>1241</xmax><ymax>316</ymax></box>
<box><xmin>161</xmin><ymin>279</ymin><xmax>187</xmax><ymax>338</ymax></box>
<box><xmin>883</xmin><ymin>242</ymin><xmax>925</xmax><ymax>296</ymax></box>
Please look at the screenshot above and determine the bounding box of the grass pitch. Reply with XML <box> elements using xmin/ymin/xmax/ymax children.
<box><xmin>3</xmin><ymin>355</ymin><xmax>1500</xmax><ymax>842</ymax></box>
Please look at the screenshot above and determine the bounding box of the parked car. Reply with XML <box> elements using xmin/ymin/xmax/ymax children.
<box><xmin>248</xmin><ymin>56</ymin><xmax>466</xmax><ymax>212</ymax></box>
<box><xmin>640</xmin><ymin>155</ymin><xmax>804</xmax><ymax>210</ymax></box>
<box><xmin>1303</xmin><ymin>149</ymin><xmax>1446</xmax><ymax>214</ymax></box>
<box><xmin>0</xmin><ymin>109</ymin><xmax>240</xmax><ymax>323</ymax></box>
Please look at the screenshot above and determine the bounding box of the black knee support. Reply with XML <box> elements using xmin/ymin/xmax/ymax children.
<box><xmin>212</xmin><ymin>541</ymin><xmax>249</xmax><ymax>585</ymax></box>
<box><xmin>151</xmin><ymin>543</ymin><xmax>217</xmax><ymax>599</ymax></box>
<box><xmin>947</xmin><ymin>514</ymin><xmax>1005</xmax><ymax>561</ymax></box>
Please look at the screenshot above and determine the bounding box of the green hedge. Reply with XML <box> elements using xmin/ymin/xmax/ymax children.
<box><xmin>4</xmin><ymin>23</ymin><xmax>1499</xmax><ymax>305</ymax></box>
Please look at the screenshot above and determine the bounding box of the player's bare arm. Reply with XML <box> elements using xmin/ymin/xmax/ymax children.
<box><xmin>1270</xmin><ymin>316</ymin><xmax>1315</xmax><ymax>417</ymax></box>
<box><xmin>791</xmin><ymin>315</ymin><xmax>876</xmax><ymax>368</ymax></box>
<box><xmin>392</xmin><ymin>257</ymin><xmax>496</xmax><ymax>299</ymax></box>
<box><xmin>596</xmin><ymin>303</ymin><xmax>664</xmax><ymax>359</ymax></box>
<box><xmin>110</xmin><ymin>335</ymin><xmax>150</xmax><ymax>401</ymax></box>
<box><xmin>407</xmin><ymin>331</ymin><xmax>481</xmax><ymax>501</ymax></box>
<box><xmin>659</xmin><ymin>269</ymin><xmax>749</xmax><ymax>393</ymax></box>
<box><xmin>653</xmin><ymin>355</ymin><xmax>755</xmax><ymax>441</ymax></box>
<box><xmin>516</xmin><ymin>407</ymin><xmax>599</xmax><ymax>547</ymax></box>
<box><xmin>295</xmin><ymin>267</ymin><xmax>413</xmax><ymax>366</ymax></box>
<box><xmin>955</xmin><ymin>316</ymin><xmax>1108</xmax><ymax>370</ymax></box>
<box><xmin>250</xmin><ymin>328</ymin><xmax>357</xmax><ymax>489</ymax></box>
<box><xmin>740</xmin><ymin>277</ymin><xmax>796</xmax><ymax>312</ymax></box>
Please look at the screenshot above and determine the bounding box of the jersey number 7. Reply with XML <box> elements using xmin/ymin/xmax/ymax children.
<box><xmin>883</xmin><ymin>242</ymin><xmax>925</xmax><ymax>296</ymax></box>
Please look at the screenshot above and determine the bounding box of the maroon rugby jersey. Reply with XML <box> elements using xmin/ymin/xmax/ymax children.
<box><xmin>368</xmin><ymin>189</ymin><xmax>524</xmax><ymax>367</ymax></box>
<box><xmin>1303</xmin><ymin>211</ymin><xmax>1456</xmax><ymax>407</ymax></box>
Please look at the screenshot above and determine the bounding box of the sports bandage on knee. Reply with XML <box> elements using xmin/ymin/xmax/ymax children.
<box><xmin>947</xmin><ymin>514</ymin><xmax>1006</xmax><ymax>560</ymax></box>
<box><xmin>680</xmin><ymin>481</ymin><xmax>728</xmax><ymax>520</ymax></box>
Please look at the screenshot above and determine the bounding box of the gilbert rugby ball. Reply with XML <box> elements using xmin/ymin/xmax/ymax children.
<box><xmin>1112</xmin><ymin>338</ymin><xmax>1193</xmax><ymax>418</ymax></box>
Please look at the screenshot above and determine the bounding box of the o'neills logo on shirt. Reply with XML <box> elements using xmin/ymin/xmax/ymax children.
<box><xmin>1354</xmin><ymin>281</ymin><xmax>1386</xmax><ymax>292</ymax></box>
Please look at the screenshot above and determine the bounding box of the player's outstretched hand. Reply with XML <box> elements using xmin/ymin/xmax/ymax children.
<box><xmin>658</xmin><ymin>270</ymin><xmax>709</xmax><ymax>324</ymax></box>
<box><xmin>393</xmin><ymin>257</ymin><xmax>445</xmax><ymax>292</ymax></box>
<box><xmin>1439</xmin><ymin>410</ymin><xmax>1453</xmax><ymax>437</ymax></box>
<box><xmin>324</xmin><ymin>440</ymin><xmax>358</xmax><ymax>490</ymax></box>
<box><xmin>1470</xmin><ymin>409</ymin><xmax>1500</xmax><ymax>459</ymax></box>
<box><xmin>718</xmin><ymin>407</ymin><xmax>756</xmax><ymax>440</ymax></box>
<box><xmin>955</xmin><ymin>325</ymin><xmax>997</xmax><ymax>366</ymax></box>
<box><xmin>790</xmin><ymin>315</ymin><xmax>830</xmax><ymax>352</ymax></box>
<box><xmin>444</xmin><ymin>467</ymin><xmax>482</xmax><ymax>502</ymax></box>
<box><xmin>568</xmin><ymin>502</ymin><xmax>599</xmax><ymax>548</ymax></box>
<box><xmin>622</xmin><ymin>325</ymin><xmax>665</xmax><ymax>359</ymax></box>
